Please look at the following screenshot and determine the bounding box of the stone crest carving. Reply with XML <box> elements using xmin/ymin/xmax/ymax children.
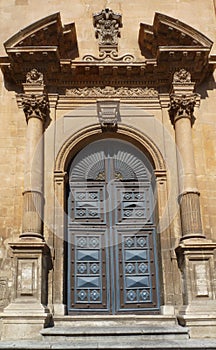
<box><xmin>66</xmin><ymin>86</ymin><xmax>158</xmax><ymax>98</ymax></box>
<box><xmin>21</xmin><ymin>94</ymin><xmax>49</xmax><ymax>122</ymax></box>
<box><xmin>173</xmin><ymin>68</ymin><xmax>191</xmax><ymax>83</ymax></box>
<box><xmin>169</xmin><ymin>94</ymin><xmax>197</xmax><ymax>124</ymax></box>
<box><xmin>93</xmin><ymin>8</ymin><xmax>122</xmax><ymax>53</ymax></box>
<box><xmin>26</xmin><ymin>69</ymin><xmax>44</xmax><ymax>85</ymax></box>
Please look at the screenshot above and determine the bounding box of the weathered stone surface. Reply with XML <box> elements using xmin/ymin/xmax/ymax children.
<box><xmin>0</xmin><ymin>0</ymin><xmax>215</xmax><ymax>344</ymax></box>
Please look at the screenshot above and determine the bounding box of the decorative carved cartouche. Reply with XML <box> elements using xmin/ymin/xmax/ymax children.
<box><xmin>26</xmin><ymin>69</ymin><xmax>44</xmax><ymax>85</ymax></box>
<box><xmin>93</xmin><ymin>8</ymin><xmax>122</xmax><ymax>51</ymax></box>
<box><xmin>173</xmin><ymin>68</ymin><xmax>191</xmax><ymax>84</ymax></box>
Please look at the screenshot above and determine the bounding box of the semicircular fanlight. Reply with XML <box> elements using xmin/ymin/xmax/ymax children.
<box><xmin>114</xmin><ymin>150</ymin><xmax>149</xmax><ymax>181</ymax></box>
<box><xmin>69</xmin><ymin>139</ymin><xmax>152</xmax><ymax>182</ymax></box>
<box><xmin>70</xmin><ymin>150</ymin><xmax>105</xmax><ymax>181</ymax></box>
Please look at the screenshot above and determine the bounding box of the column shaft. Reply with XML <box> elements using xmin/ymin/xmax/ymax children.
<box><xmin>169</xmin><ymin>74</ymin><xmax>205</xmax><ymax>239</ymax></box>
<box><xmin>20</xmin><ymin>86</ymin><xmax>49</xmax><ymax>239</ymax></box>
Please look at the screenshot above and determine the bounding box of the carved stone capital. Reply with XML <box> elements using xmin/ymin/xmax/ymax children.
<box><xmin>169</xmin><ymin>94</ymin><xmax>197</xmax><ymax>125</ymax></box>
<box><xmin>21</xmin><ymin>93</ymin><xmax>49</xmax><ymax>123</ymax></box>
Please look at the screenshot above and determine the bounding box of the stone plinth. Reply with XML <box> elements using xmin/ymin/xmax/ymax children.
<box><xmin>1</xmin><ymin>240</ymin><xmax>52</xmax><ymax>340</ymax></box>
<box><xmin>176</xmin><ymin>239</ymin><xmax>216</xmax><ymax>337</ymax></box>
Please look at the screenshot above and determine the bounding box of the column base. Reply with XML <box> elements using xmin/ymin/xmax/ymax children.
<box><xmin>180</xmin><ymin>233</ymin><xmax>206</xmax><ymax>241</ymax></box>
<box><xmin>1</xmin><ymin>299</ymin><xmax>53</xmax><ymax>340</ymax></box>
<box><xmin>178</xmin><ymin>301</ymin><xmax>216</xmax><ymax>338</ymax></box>
<box><xmin>20</xmin><ymin>232</ymin><xmax>44</xmax><ymax>240</ymax></box>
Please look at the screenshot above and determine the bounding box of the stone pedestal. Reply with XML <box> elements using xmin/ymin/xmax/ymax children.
<box><xmin>1</xmin><ymin>240</ymin><xmax>52</xmax><ymax>340</ymax></box>
<box><xmin>176</xmin><ymin>239</ymin><xmax>216</xmax><ymax>337</ymax></box>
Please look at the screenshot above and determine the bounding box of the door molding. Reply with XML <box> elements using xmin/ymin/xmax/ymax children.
<box><xmin>53</xmin><ymin>123</ymin><xmax>172</xmax><ymax>316</ymax></box>
<box><xmin>55</xmin><ymin>123</ymin><xmax>166</xmax><ymax>173</ymax></box>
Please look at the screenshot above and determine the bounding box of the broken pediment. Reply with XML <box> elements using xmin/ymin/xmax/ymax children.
<box><xmin>0</xmin><ymin>11</ymin><xmax>215</xmax><ymax>93</ymax></box>
<box><xmin>139</xmin><ymin>12</ymin><xmax>214</xmax><ymax>78</ymax></box>
<box><xmin>0</xmin><ymin>12</ymin><xmax>78</xmax><ymax>88</ymax></box>
<box><xmin>139</xmin><ymin>12</ymin><xmax>213</xmax><ymax>56</ymax></box>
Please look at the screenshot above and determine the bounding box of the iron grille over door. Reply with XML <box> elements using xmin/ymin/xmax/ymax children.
<box><xmin>67</xmin><ymin>139</ymin><xmax>160</xmax><ymax>314</ymax></box>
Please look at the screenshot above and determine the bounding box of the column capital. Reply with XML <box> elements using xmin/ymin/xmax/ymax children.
<box><xmin>20</xmin><ymin>93</ymin><xmax>49</xmax><ymax>124</ymax></box>
<box><xmin>169</xmin><ymin>93</ymin><xmax>198</xmax><ymax>125</ymax></box>
<box><xmin>169</xmin><ymin>68</ymin><xmax>200</xmax><ymax>126</ymax></box>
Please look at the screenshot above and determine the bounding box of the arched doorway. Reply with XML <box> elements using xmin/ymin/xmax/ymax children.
<box><xmin>67</xmin><ymin>138</ymin><xmax>160</xmax><ymax>314</ymax></box>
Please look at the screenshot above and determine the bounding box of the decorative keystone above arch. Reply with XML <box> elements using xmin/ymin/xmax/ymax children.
<box><xmin>0</xmin><ymin>11</ymin><xmax>215</xmax><ymax>92</ymax></box>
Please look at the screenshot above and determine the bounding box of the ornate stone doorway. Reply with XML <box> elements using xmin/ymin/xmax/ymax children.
<box><xmin>67</xmin><ymin>139</ymin><xmax>160</xmax><ymax>314</ymax></box>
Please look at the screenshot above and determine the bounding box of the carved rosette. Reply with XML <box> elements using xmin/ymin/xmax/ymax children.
<box><xmin>169</xmin><ymin>94</ymin><xmax>197</xmax><ymax>125</ymax></box>
<box><xmin>21</xmin><ymin>94</ymin><xmax>49</xmax><ymax>124</ymax></box>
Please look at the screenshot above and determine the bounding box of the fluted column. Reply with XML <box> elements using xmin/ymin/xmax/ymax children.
<box><xmin>169</xmin><ymin>69</ymin><xmax>205</xmax><ymax>240</ymax></box>
<box><xmin>20</xmin><ymin>70</ymin><xmax>49</xmax><ymax>239</ymax></box>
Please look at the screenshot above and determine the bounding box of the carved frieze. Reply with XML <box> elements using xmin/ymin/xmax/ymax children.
<box><xmin>66</xmin><ymin>86</ymin><xmax>158</xmax><ymax>98</ymax></box>
<box><xmin>26</xmin><ymin>69</ymin><xmax>44</xmax><ymax>85</ymax></box>
<box><xmin>169</xmin><ymin>94</ymin><xmax>197</xmax><ymax>124</ymax></box>
<box><xmin>21</xmin><ymin>94</ymin><xmax>49</xmax><ymax>123</ymax></box>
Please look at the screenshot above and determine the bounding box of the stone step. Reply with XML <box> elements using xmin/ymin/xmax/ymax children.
<box><xmin>2</xmin><ymin>339</ymin><xmax>216</xmax><ymax>350</ymax></box>
<box><xmin>41</xmin><ymin>325</ymin><xmax>189</xmax><ymax>342</ymax></box>
<box><xmin>52</xmin><ymin>315</ymin><xmax>178</xmax><ymax>328</ymax></box>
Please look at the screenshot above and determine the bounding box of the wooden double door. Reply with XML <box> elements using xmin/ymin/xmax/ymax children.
<box><xmin>67</xmin><ymin>139</ymin><xmax>160</xmax><ymax>314</ymax></box>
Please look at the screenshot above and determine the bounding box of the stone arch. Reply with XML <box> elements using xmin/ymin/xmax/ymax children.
<box><xmin>55</xmin><ymin>123</ymin><xmax>166</xmax><ymax>175</ymax></box>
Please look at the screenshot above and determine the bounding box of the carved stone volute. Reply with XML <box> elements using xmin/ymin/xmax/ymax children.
<box><xmin>21</xmin><ymin>94</ymin><xmax>49</xmax><ymax>124</ymax></box>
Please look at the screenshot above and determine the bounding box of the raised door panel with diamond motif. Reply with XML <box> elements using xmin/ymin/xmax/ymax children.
<box><xmin>67</xmin><ymin>139</ymin><xmax>160</xmax><ymax>314</ymax></box>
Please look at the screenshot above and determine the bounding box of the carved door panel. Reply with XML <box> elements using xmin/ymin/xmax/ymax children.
<box><xmin>67</xmin><ymin>139</ymin><xmax>160</xmax><ymax>314</ymax></box>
